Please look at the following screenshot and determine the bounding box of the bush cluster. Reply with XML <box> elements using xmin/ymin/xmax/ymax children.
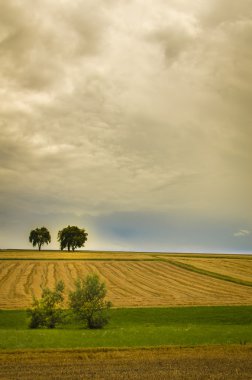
<box><xmin>27</xmin><ymin>274</ymin><xmax>111</xmax><ymax>329</ymax></box>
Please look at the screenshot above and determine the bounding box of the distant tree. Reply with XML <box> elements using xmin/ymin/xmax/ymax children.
<box><xmin>27</xmin><ymin>281</ymin><xmax>65</xmax><ymax>329</ymax></box>
<box><xmin>69</xmin><ymin>274</ymin><xmax>112</xmax><ymax>329</ymax></box>
<box><xmin>57</xmin><ymin>225</ymin><xmax>88</xmax><ymax>251</ymax></box>
<box><xmin>29</xmin><ymin>227</ymin><xmax>51</xmax><ymax>251</ymax></box>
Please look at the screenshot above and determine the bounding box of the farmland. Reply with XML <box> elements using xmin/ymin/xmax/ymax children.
<box><xmin>1</xmin><ymin>346</ymin><xmax>252</xmax><ymax>380</ymax></box>
<box><xmin>0</xmin><ymin>250</ymin><xmax>154</xmax><ymax>261</ymax></box>
<box><xmin>0</xmin><ymin>251</ymin><xmax>252</xmax><ymax>308</ymax></box>
<box><xmin>1</xmin><ymin>306</ymin><xmax>252</xmax><ymax>378</ymax></box>
<box><xmin>166</xmin><ymin>256</ymin><xmax>252</xmax><ymax>283</ymax></box>
<box><xmin>1</xmin><ymin>250</ymin><xmax>252</xmax><ymax>378</ymax></box>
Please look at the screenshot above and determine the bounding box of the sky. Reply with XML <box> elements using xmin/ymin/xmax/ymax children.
<box><xmin>0</xmin><ymin>0</ymin><xmax>252</xmax><ymax>252</ymax></box>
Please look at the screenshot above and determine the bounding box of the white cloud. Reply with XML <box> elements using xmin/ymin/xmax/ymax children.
<box><xmin>234</xmin><ymin>229</ymin><xmax>251</xmax><ymax>237</ymax></box>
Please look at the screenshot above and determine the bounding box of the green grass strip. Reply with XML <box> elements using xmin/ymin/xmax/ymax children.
<box><xmin>163</xmin><ymin>259</ymin><xmax>252</xmax><ymax>288</ymax></box>
<box><xmin>1</xmin><ymin>307</ymin><xmax>252</xmax><ymax>349</ymax></box>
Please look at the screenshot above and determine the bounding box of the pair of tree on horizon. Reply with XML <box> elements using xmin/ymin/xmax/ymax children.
<box><xmin>29</xmin><ymin>225</ymin><xmax>88</xmax><ymax>251</ymax></box>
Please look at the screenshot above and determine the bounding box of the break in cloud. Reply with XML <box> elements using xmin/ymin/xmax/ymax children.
<box><xmin>0</xmin><ymin>0</ymin><xmax>252</xmax><ymax>252</ymax></box>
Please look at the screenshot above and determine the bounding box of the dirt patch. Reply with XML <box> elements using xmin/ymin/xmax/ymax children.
<box><xmin>0</xmin><ymin>346</ymin><xmax>251</xmax><ymax>379</ymax></box>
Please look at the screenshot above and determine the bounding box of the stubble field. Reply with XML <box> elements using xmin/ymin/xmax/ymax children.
<box><xmin>1</xmin><ymin>346</ymin><xmax>252</xmax><ymax>380</ymax></box>
<box><xmin>1</xmin><ymin>250</ymin><xmax>252</xmax><ymax>308</ymax></box>
<box><xmin>166</xmin><ymin>256</ymin><xmax>252</xmax><ymax>283</ymax></box>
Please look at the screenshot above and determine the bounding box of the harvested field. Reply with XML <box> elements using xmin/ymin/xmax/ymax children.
<box><xmin>0</xmin><ymin>346</ymin><xmax>252</xmax><ymax>380</ymax></box>
<box><xmin>0</xmin><ymin>250</ymin><xmax>154</xmax><ymax>260</ymax></box>
<box><xmin>2</xmin><ymin>250</ymin><xmax>251</xmax><ymax>260</ymax></box>
<box><xmin>167</xmin><ymin>257</ymin><xmax>252</xmax><ymax>283</ymax></box>
<box><xmin>1</xmin><ymin>260</ymin><xmax>252</xmax><ymax>308</ymax></box>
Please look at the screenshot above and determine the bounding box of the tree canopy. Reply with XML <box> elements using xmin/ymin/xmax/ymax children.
<box><xmin>29</xmin><ymin>227</ymin><xmax>51</xmax><ymax>251</ymax></box>
<box><xmin>57</xmin><ymin>225</ymin><xmax>88</xmax><ymax>251</ymax></box>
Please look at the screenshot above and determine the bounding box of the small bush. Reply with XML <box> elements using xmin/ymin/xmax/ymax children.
<box><xmin>27</xmin><ymin>281</ymin><xmax>65</xmax><ymax>328</ymax></box>
<box><xmin>69</xmin><ymin>274</ymin><xmax>112</xmax><ymax>329</ymax></box>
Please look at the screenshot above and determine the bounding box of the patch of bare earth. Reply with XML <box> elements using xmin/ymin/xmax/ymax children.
<box><xmin>0</xmin><ymin>346</ymin><xmax>251</xmax><ymax>379</ymax></box>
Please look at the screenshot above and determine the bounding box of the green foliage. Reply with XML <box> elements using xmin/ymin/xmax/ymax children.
<box><xmin>69</xmin><ymin>274</ymin><xmax>112</xmax><ymax>328</ymax></box>
<box><xmin>1</xmin><ymin>306</ymin><xmax>252</xmax><ymax>349</ymax></box>
<box><xmin>57</xmin><ymin>225</ymin><xmax>88</xmax><ymax>251</ymax></box>
<box><xmin>27</xmin><ymin>281</ymin><xmax>65</xmax><ymax>328</ymax></box>
<box><xmin>29</xmin><ymin>227</ymin><xmax>51</xmax><ymax>251</ymax></box>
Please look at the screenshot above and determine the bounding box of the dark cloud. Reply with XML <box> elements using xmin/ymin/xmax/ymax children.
<box><xmin>146</xmin><ymin>9</ymin><xmax>199</xmax><ymax>63</ymax></box>
<box><xmin>150</xmin><ymin>27</ymin><xmax>196</xmax><ymax>62</ymax></box>
<box><xmin>0</xmin><ymin>0</ymin><xmax>251</xmax><ymax>251</ymax></box>
<box><xmin>203</xmin><ymin>0</ymin><xmax>252</xmax><ymax>27</ymax></box>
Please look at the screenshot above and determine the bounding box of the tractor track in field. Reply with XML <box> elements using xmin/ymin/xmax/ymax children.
<box><xmin>1</xmin><ymin>258</ymin><xmax>252</xmax><ymax>308</ymax></box>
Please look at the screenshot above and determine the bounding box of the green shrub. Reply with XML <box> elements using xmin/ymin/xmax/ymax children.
<box><xmin>27</xmin><ymin>281</ymin><xmax>65</xmax><ymax>328</ymax></box>
<box><xmin>69</xmin><ymin>274</ymin><xmax>112</xmax><ymax>329</ymax></box>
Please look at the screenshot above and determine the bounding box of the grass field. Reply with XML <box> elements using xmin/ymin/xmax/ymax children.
<box><xmin>1</xmin><ymin>250</ymin><xmax>252</xmax><ymax>308</ymax></box>
<box><xmin>0</xmin><ymin>306</ymin><xmax>252</xmax><ymax>349</ymax></box>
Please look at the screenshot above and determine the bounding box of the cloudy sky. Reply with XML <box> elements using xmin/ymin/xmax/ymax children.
<box><xmin>0</xmin><ymin>0</ymin><xmax>252</xmax><ymax>252</ymax></box>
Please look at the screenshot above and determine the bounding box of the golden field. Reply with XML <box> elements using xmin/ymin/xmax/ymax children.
<box><xmin>166</xmin><ymin>256</ymin><xmax>252</xmax><ymax>283</ymax></box>
<box><xmin>0</xmin><ymin>250</ymin><xmax>154</xmax><ymax>260</ymax></box>
<box><xmin>1</xmin><ymin>251</ymin><xmax>252</xmax><ymax>308</ymax></box>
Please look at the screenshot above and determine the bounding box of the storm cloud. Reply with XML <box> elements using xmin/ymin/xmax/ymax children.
<box><xmin>0</xmin><ymin>0</ymin><xmax>251</xmax><ymax>251</ymax></box>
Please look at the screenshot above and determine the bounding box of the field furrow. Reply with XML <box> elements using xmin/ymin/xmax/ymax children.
<box><xmin>1</xmin><ymin>260</ymin><xmax>252</xmax><ymax>308</ymax></box>
<box><xmin>168</xmin><ymin>258</ymin><xmax>252</xmax><ymax>282</ymax></box>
